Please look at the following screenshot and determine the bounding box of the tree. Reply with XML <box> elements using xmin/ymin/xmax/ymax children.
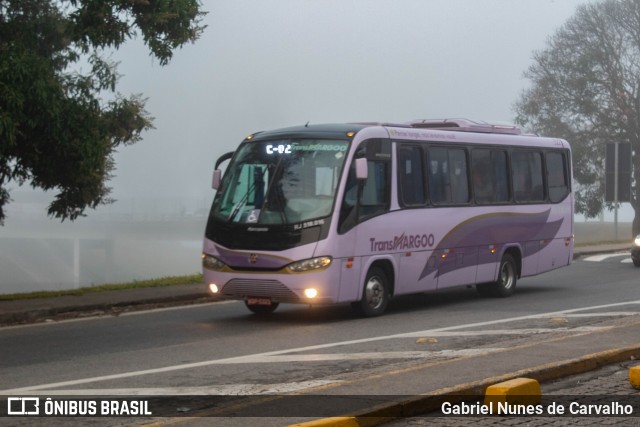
<box><xmin>0</xmin><ymin>0</ymin><xmax>206</xmax><ymax>224</ymax></box>
<box><xmin>514</xmin><ymin>0</ymin><xmax>640</xmax><ymax>237</ymax></box>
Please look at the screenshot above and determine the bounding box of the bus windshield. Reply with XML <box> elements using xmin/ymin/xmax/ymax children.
<box><xmin>211</xmin><ymin>139</ymin><xmax>349</xmax><ymax>225</ymax></box>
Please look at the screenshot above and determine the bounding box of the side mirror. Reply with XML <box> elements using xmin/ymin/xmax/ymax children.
<box><xmin>212</xmin><ymin>151</ymin><xmax>234</xmax><ymax>190</ymax></box>
<box><xmin>355</xmin><ymin>157</ymin><xmax>368</xmax><ymax>180</ymax></box>
<box><xmin>212</xmin><ymin>170</ymin><xmax>222</xmax><ymax>190</ymax></box>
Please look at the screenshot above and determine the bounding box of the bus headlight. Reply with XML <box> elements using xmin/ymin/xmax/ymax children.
<box><xmin>287</xmin><ymin>256</ymin><xmax>332</xmax><ymax>272</ymax></box>
<box><xmin>202</xmin><ymin>253</ymin><xmax>227</xmax><ymax>271</ymax></box>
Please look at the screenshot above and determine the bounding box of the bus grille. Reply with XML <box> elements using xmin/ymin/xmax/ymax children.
<box><xmin>222</xmin><ymin>279</ymin><xmax>300</xmax><ymax>303</ymax></box>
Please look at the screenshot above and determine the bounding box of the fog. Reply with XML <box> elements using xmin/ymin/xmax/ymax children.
<box><xmin>1</xmin><ymin>0</ymin><xmax>600</xmax><ymax>293</ymax></box>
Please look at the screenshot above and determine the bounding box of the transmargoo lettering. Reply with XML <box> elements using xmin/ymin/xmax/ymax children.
<box><xmin>370</xmin><ymin>233</ymin><xmax>435</xmax><ymax>252</ymax></box>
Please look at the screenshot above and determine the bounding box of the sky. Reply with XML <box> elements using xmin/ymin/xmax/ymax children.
<box><xmin>106</xmin><ymin>0</ymin><xmax>595</xmax><ymax>202</ymax></box>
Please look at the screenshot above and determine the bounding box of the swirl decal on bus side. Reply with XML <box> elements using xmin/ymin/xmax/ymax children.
<box><xmin>418</xmin><ymin>209</ymin><xmax>565</xmax><ymax>280</ymax></box>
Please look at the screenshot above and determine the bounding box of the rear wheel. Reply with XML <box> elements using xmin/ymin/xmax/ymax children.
<box><xmin>353</xmin><ymin>266</ymin><xmax>390</xmax><ymax>317</ymax></box>
<box><xmin>477</xmin><ymin>254</ymin><xmax>517</xmax><ymax>297</ymax></box>
<box><xmin>244</xmin><ymin>300</ymin><xmax>279</xmax><ymax>314</ymax></box>
<box><xmin>633</xmin><ymin>259</ymin><xmax>640</xmax><ymax>267</ymax></box>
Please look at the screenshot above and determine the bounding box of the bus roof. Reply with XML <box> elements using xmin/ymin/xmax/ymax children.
<box><xmin>246</xmin><ymin>119</ymin><xmax>539</xmax><ymax>142</ymax></box>
<box><xmin>249</xmin><ymin>123</ymin><xmax>369</xmax><ymax>141</ymax></box>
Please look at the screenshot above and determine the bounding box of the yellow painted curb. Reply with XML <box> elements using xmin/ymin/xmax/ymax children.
<box><xmin>484</xmin><ymin>377</ymin><xmax>541</xmax><ymax>413</ymax></box>
<box><xmin>287</xmin><ymin>416</ymin><xmax>360</xmax><ymax>427</ymax></box>
<box><xmin>630</xmin><ymin>365</ymin><xmax>640</xmax><ymax>389</ymax></box>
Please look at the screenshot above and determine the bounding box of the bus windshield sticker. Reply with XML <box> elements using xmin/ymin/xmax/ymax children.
<box><xmin>246</xmin><ymin>209</ymin><xmax>260</xmax><ymax>223</ymax></box>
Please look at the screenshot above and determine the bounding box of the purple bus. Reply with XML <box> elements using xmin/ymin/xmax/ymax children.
<box><xmin>202</xmin><ymin>119</ymin><xmax>573</xmax><ymax>316</ymax></box>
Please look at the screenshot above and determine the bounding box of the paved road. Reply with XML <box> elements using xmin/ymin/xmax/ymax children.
<box><xmin>1</xmin><ymin>251</ymin><xmax>639</xmax><ymax>426</ymax></box>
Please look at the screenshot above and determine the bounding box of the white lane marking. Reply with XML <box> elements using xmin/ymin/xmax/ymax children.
<box><xmin>119</xmin><ymin>300</ymin><xmax>236</xmax><ymax>318</ymax></box>
<box><xmin>3</xmin><ymin>300</ymin><xmax>640</xmax><ymax>394</ymax></box>
<box><xmin>405</xmin><ymin>326</ymin><xmax>606</xmax><ymax>337</ymax></box>
<box><xmin>14</xmin><ymin>380</ymin><xmax>339</xmax><ymax>396</ymax></box>
<box><xmin>562</xmin><ymin>312</ymin><xmax>639</xmax><ymax>317</ymax></box>
<box><xmin>217</xmin><ymin>349</ymin><xmax>504</xmax><ymax>364</ymax></box>
<box><xmin>622</xmin><ymin>258</ymin><xmax>632</xmax><ymax>264</ymax></box>
<box><xmin>583</xmin><ymin>253</ymin><xmax>628</xmax><ymax>262</ymax></box>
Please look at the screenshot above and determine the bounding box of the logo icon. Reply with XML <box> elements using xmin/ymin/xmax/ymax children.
<box><xmin>248</xmin><ymin>253</ymin><xmax>258</xmax><ymax>264</ymax></box>
<box><xmin>7</xmin><ymin>397</ymin><xmax>40</xmax><ymax>415</ymax></box>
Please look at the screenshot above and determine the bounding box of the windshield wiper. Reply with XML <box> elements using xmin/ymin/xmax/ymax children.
<box><xmin>261</xmin><ymin>156</ymin><xmax>290</xmax><ymax>224</ymax></box>
<box><xmin>227</xmin><ymin>166</ymin><xmax>267</xmax><ymax>223</ymax></box>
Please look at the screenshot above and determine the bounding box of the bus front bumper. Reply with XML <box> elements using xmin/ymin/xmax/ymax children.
<box><xmin>203</xmin><ymin>266</ymin><xmax>341</xmax><ymax>305</ymax></box>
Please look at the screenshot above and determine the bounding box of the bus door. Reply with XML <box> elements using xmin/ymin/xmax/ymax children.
<box><xmin>336</xmin><ymin>139</ymin><xmax>392</xmax><ymax>302</ymax></box>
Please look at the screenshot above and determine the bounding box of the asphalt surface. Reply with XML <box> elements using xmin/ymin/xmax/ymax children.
<box><xmin>1</xmin><ymin>242</ymin><xmax>638</xmax><ymax>427</ymax></box>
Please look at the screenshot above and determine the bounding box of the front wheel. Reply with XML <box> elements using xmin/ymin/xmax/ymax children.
<box><xmin>477</xmin><ymin>254</ymin><xmax>517</xmax><ymax>297</ymax></box>
<box><xmin>633</xmin><ymin>259</ymin><xmax>640</xmax><ymax>267</ymax></box>
<box><xmin>353</xmin><ymin>266</ymin><xmax>390</xmax><ymax>317</ymax></box>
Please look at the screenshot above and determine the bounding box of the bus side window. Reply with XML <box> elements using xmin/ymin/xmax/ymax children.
<box><xmin>512</xmin><ymin>151</ymin><xmax>544</xmax><ymax>203</ymax></box>
<box><xmin>360</xmin><ymin>160</ymin><xmax>389</xmax><ymax>215</ymax></box>
<box><xmin>472</xmin><ymin>150</ymin><xmax>494</xmax><ymax>203</ymax></box>
<box><xmin>338</xmin><ymin>140</ymin><xmax>391</xmax><ymax>233</ymax></box>
<box><xmin>472</xmin><ymin>149</ymin><xmax>509</xmax><ymax>204</ymax></box>
<box><xmin>398</xmin><ymin>145</ymin><xmax>426</xmax><ymax>206</ymax></box>
<box><xmin>493</xmin><ymin>150</ymin><xmax>510</xmax><ymax>202</ymax></box>
<box><xmin>429</xmin><ymin>158</ymin><xmax>444</xmax><ymax>204</ymax></box>
<box><xmin>338</xmin><ymin>165</ymin><xmax>358</xmax><ymax>234</ymax></box>
<box><xmin>428</xmin><ymin>147</ymin><xmax>469</xmax><ymax>205</ymax></box>
<box><xmin>450</xmin><ymin>149</ymin><xmax>469</xmax><ymax>204</ymax></box>
<box><xmin>546</xmin><ymin>151</ymin><xmax>569</xmax><ymax>202</ymax></box>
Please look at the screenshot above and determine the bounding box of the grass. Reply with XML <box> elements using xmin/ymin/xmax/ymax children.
<box><xmin>0</xmin><ymin>273</ymin><xmax>203</xmax><ymax>301</ymax></box>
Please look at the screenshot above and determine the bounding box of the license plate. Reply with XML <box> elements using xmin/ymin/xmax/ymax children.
<box><xmin>246</xmin><ymin>297</ymin><xmax>272</xmax><ymax>306</ymax></box>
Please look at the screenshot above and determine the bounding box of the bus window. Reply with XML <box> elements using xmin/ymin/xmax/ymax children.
<box><xmin>512</xmin><ymin>151</ymin><xmax>544</xmax><ymax>203</ymax></box>
<box><xmin>547</xmin><ymin>151</ymin><xmax>569</xmax><ymax>202</ymax></box>
<box><xmin>339</xmin><ymin>140</ymin><xmax>390</xmax><ymax>233</ymax></box>
<box><xmin>428</xmin><ymin>147</ymin><xmax>469</xmax><ymax>205</ymax></box>
<box><xmin>472</xmin><ymin>149</ymin><xmax>509</xmax><ymax>204</ymax></box>
<box><xmin>398</xmin><ymin>145</ymin><xmax>426</xmax><ymax>206</ymax></box>
<box><xmin>360</xmin><ymin>161</ymin><xmax>389</xmax><ymax>217</ymax></box>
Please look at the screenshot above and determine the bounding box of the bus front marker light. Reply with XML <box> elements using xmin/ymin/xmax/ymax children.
<box><xmin>304</xmin><ymin>288</ymin><xmax>318</xmax><ymax>299</ymax></box>
<box><xmin>209</xmin><ymin>283</ymin><xmax>219</xmax><ymax>294</ymax></box>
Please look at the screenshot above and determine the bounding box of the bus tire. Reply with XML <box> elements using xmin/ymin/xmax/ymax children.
<box><xmin>354</xmin><ymin>266</ymin><xmax>390</xmax><ymax>317</ymax></box>
<box><xmin>477</xmin><ymin>254</ymin><xmax>517</xmax><ymax>297</ymax></box>
<box><xmin>490</xmin><ymin>254</ymin><xmax>518</xmax><ymax>297</ymax></box>
<box><xmin>245</xmin><ymin>301</ymin><xmax>279</xmax><ymax>314</ymax></box>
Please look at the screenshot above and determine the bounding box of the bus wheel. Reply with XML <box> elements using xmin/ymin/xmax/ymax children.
<box><xmin>478</xmin><ymin>254</ymin><xmax>517</xmax><ymax>297</ymax></box>
<box><xmin>354</xmin><ymin>266</ymin><xmax>390</xmax><ymax>317</ymax></box>
<box><xmin>245</xmin><ymin>301</ymin><xmax>279</xmax><ymax>314</ymax></box>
